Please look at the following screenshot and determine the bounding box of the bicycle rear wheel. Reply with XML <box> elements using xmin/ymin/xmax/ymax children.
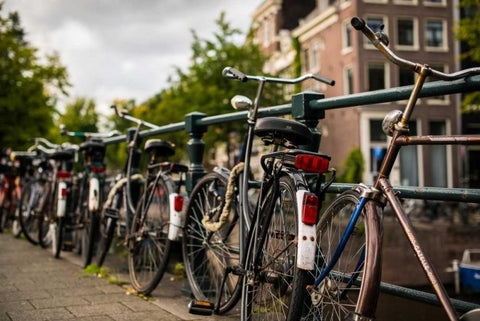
<box><xmin>183</xmin><ymin>172</ymin><xmax>242</xmax><ymax>314</ymax></box>
<box><xmin>300</xmin><ymin>190</ymin><xmax>372</xmax><ymax>320</ymax></box>
<box><xmin>52</xmin><ymin>217</ymin><xmax>65</xmax><ymax>258</ymax></box>
<box><xmin>242</xmin><ymin>174</ymin><xmax>305</xmax><ymax>321</ymax></box>
<box><xmin>127</xmin><ymin>175</ymin><xmax>172</xmax><ymax>295</ymax></box>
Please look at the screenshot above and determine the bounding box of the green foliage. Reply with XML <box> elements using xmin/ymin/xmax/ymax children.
<box><xmin>128</xmin><ymin>12</ymin><xmax>284</xmax><ymax>165</ymax></box>
<box><xmin>292</xmin><ymin>36</ymin><xmax>302</xmax><ymax>94</ymax></box>
<box><xmin>455</xmin><ymin>0</ymin><xmax>480</xmax><ymax>109</ymax></box>
<box><xmin>0</xmin><ymin>3</ymin><xmax>70</xmax><ymax>149</ymax></box>
<box><xmin>337</xmin><ymin>148</ymin><xmax>364</xmax><ymax>183</ymax></box>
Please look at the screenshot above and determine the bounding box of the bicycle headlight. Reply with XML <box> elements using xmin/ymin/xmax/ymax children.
<box><xmin>382</xmin><ymin>110</ymin><xmax>403</xmax><ymax>137</ymax></box>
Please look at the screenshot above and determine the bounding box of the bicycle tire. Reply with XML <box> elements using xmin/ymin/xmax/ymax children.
<box><xmin>81</xmin><ymin>207</ymin><xmax>99</xmax><ymax>268</ymax></box>
<box><xmin>127</xmin><ymin>175</ymin><xmax>172</xmax><ymax>295</ymax></box>
<box><xmin>242</xmin><ymin>174</ymin><xmax>305</xmax><ymax>321</ymax></box>
<box><xmin>38</xmin><ymin>183</ymin><xmax>55</xmax><ymax>249</ymax></box>
<box><xmin>96</xmin><ymin>185</ymin><xmax>123</xmax><ymax>267</ymax></box>
<box><xmin>299</xmin><ymin>189</ymin><xmax>370</xmax><ymax>320</ymax></box>
<box><xmin>52</xmin><ymin>218</ymin><xmax>65</xmax><ymax>258</ymax></box>
<box><xmin>96</xmin><ymin>215</ymin><xmax>116</xmax><ymax>267</ymax></box>
<box><xmin>182</xmin><ymin>171</ymin><xmax>242</xmax><ymax>314</ymax></box>
<box><xmin>18</xmin><ymin>180</ymin><xmax>42</xmax><ymax>245</ymax></box>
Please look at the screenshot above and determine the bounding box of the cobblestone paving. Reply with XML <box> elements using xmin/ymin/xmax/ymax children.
<box><xmin>0</xmin><ymin>233</ymin><xmax>238</xmax><ymax>321</ymax></box>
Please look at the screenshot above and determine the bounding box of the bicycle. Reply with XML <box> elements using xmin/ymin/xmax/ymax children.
<box><xmin>97</xmin><ymin>106</ymin><xmax>187</xmax><ymax>295</ymax></box>
<box><xmin>17</xmin><ymin>138</ymin><xmax>76</xmax><ymax>253</ymax></box>
<box><xmin>296</xmin><ymin>17</ymin><xmax>480</xmax><ymax>321</ymax></box>
<box><xmin>182</xmin><ymin>67</ymin><xmax>335</xmax><ymax>319</ymax></box>
<box><xmin>59</xmin><ymin>126</ymin><xmax>120</xmax><ymax>264</ymax></box>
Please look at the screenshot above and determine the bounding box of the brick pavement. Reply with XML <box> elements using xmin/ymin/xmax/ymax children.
<box><xmin>0</xmin><ymin>233</ymin><xmax>238</xmax><ymax>321</ymax></box>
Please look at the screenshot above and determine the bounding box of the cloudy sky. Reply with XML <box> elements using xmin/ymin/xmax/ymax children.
<box><xmin>3</xmin><ymin>0</ymin><xmax>262</xmax><ymax>117</ymax></box>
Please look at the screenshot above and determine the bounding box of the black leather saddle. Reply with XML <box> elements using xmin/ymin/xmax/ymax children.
<box><xmin>49</xmin><ymin>150</ymin><xmax>74</xmax><ymax>161</ymax></box>
<box><xmin>80</xmin><ymin>141</ymin><xmax>105</xmax><ymax>162</ymax></box>
<box><xmin>254</xmin><ymin>117</ymin><xmax>313</xmax><ymax>147</ymax></box>
<box><xmin>144</xmin><ymin>139</ymin><xmax>175</xmax><ymax>158</ymax></box>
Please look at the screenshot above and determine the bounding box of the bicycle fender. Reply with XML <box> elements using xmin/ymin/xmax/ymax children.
<box><xmin>88</xmin><ymin>177</ymin><xmax>100</xmax><ymax>211</ymax></box>
<box><xmin>296</xmin><ymin>188</ymin><xmax>316</xmax><ymax>271</ymax></box>
<box><xmin>56</xmin><ymin>181</ymin><xmax>67</xmax><ymax>217</ymax></box>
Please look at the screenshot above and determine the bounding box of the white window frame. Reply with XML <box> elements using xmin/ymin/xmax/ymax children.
<box><xmin>363</xmin><ymin>0</ymin><xmax>388</xmax><ymax>4</ymax></box>
<box><xmin>263</xmin><ymin>19</ymin><xmax>271</xmax><ymax>47</ymax></box>
<box><xmin>426</xmin><ymin>63</ymin><xmax>450</xmax><ymax>105</ymax></box>
<box><xmin>393</xmin><ymin>0</ymin><xmax>418</xmax><ymax>5</ymax></box>
<box><xmin>425</xmin><ymin>18</ymin><xmax>448</xmax><ymax>52</ymax></box>
<box><xmin>311</xmin><ymin>42</ymin><xmax>320</xmax><ymax>72</ymax></box>
<box><xmin>344</xmin><ymin>65</ymin><xmax>354</xmax><ymax>95</ymax></box>
<box><xmin>342</xmin><ymin>20</ymin><xmax>353</xmax><ymax>54</ymax></box>
<box><xmin>395</xmin><ymin>16</ymin><xmax>419</xmax><ymax>51</ymax></box>
<box><xmin>366</xmin><ymin>61</ymin><xmax>390</xmax><ymax>91</ymax></box>
<box><xmin>424</xmin><ymin>0</ymin><xmax>446</xmax><ymax>7</ymax></box>
<box><xmin>363</xmin><ymin>15</ymin><xmax>388</xmax><ymax>49</ymax></box>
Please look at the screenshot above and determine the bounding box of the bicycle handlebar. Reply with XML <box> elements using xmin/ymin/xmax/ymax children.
<box><xmin>31</xmin><ymin>137</ymin><xmax>59</xmax><ymax>149</ymax></box>
<box><xmin>110</xmin><ymin>105</ymin><xmax>160</xmax><ymax>130</ymax></box>
<box><xmin>60</xmin><ymin>124</ymin><xmax>120</xmax><ymax>139</ymax></box>
<box><xmin>222</xmin><ymin>66</ymin><xmax>335</xmax><ymax>86</ymax></box>
<box><xmin>351</xmin><ymin>17</ymin><xmax>480</xmax><ymax>80</ymax></box>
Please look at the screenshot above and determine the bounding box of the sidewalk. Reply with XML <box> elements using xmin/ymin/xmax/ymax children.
<box><xmin>0</xmin><ymin>233</ymin><xmax>239</xmax><ymax>321</ymax></box>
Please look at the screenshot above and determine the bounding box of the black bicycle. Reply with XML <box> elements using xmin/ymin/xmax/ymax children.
<box><xmin>183</xmin><ymin>67</ymin><xmax>335</xmax><ymax>320</ymax></box>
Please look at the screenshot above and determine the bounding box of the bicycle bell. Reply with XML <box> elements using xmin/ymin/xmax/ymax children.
<box><xmin>382</xmin><ymin>110</ymin><xmax>403</xmax><ymax>136</ymax></box>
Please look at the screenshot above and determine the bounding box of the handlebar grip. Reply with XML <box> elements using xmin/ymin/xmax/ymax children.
<box><xmin>222</xmin><ymin>67</ymin><xmax>247</xmax><ymax>82</ymax></box>
<box><xmin>351</xmin><ymin>17</ymin><xmax>366</xmax><ymax>31</ymax></box>
<box><xmin>312</xmin><ymin>74</ymin><xmax>335</xmax><ymax>86</ymax></box>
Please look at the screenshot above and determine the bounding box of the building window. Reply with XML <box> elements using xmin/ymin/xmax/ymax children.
<box><xmin>303</xmin><ymin>48</ymin><xmax>310</xmax><ymax>72</ymax></box>
<box><xmin>424</xmin><ymin>0</ymin><xmax>445</xmax><ymax>5</ymax></box>
<box><xmin>400</xmin><ymin>121</ymin><xmax>419</xmax><ymax>186</ymax></box>
<box><xmin>343</xmin><ymin>21</ymin><xmax>352</xmax><ymax>49</ymax></box>
<box><xmin>368</xmin><ymin>62</ymin><xmax>387</xmax><ymax>91</ymax></box>
<box><xmin>365</xmin><ymin>16</ymin><xmax>386</xmax><ymax>46</ymax></box>
<box><xmin>396</xmin><ymin>18</ymin><xmax>417</xmax><ymax>48</ymax></box>
<box><xmin>344</xmin><ymin>67</ymin><xmax>354</xmax><ymax>94</ymax></box>
<box><xmin>399</xmin><ymin>67</ymin><xmax>415</xmax><ymax>87</ymax></box>
<box><xmin>427</xmin><ymin>63</ymin><xmax>447</xmax><ymax>101</ymax></box>
<box><xmin>311</xmin><ymin>42</ymin><xmax>319</xmax><ymax>71</ymax></box>
<box><xmin>425</xmin><ymin>19</ymin><xmax>446</xmax><ymax>49</ymax></box>
<box><xmin>429</xmin><ymin>121</ymin><xmax>448</xmax><ymax>187</ymax></box>
<box><xmin>394</xmin><ymin>0</ymin><xmax>418</xmax><ymax>5</ymax></box>
<box><xmin>369</xmin><ymin>119</ymin><xmax>388</xmax><ymax>182</ymax></box>
<box><xmin>263</xmin><ymin>19</ymin><xmax>270</xmax><ymax>47</ymax></box>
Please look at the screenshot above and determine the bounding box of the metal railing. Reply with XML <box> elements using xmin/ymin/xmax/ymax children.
<box><xmin>102</xmin><ymin>75</ymin><xmax>480</xmax><ymax>312</ymax></box>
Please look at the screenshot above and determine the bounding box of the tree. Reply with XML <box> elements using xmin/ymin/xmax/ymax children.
<box><xmin>0</xmin><ymin>3</ymin><xmax>70</xmax><ymax>149</ymax></box>
<box><xmin>132</xmin><ymin>12</ymin><xmax>284</xmax><ymax>165</ymax></box>
<box><xmin>455</xmin><ymin>0</ymin><xmax>480</xmax><ymax>111</ymax></box>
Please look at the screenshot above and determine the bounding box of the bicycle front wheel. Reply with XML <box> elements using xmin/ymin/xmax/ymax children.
<box><xmin>18</xmin><ymin>180</ymin><xmax>41</xmax><ymax>245</ymax></box>
<box><xmin>242</xmin><ymin>174</ymin><xmax>305</xmax><ymax>321</ymax></box>
<box><xmin>183</xmin><ymin>172</ymin><xmax>242</xmax><ymax>314</ymax></box>
<box><xmin>128</xmin><ymin>175</ymin><xmax>172</xmax><ymax>295</ymax></box>
<box><xmin>301</xmin><ymin>190</ymin><xmax>371</xmax><ymax>320</ymax></box>
<box><xmin>52</xmin><ymin>218</ymin><xmax>65</xmax><ymax>258</ymax></box>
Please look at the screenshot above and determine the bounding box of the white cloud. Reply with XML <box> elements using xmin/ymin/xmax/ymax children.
<box><xmin>3</xmin><ymin>0</ymin><xmax>262</xmax><ymax>117</ymax></box>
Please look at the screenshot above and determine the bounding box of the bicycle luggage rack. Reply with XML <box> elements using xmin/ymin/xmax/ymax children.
<box><xmin>102</xmin><ymin>75</ymin><xmax>480</xmax><ymax>311</ymax></box>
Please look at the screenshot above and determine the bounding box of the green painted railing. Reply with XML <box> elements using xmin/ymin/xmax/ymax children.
<box><xmin>103</xmin><ymin>76</ymin><xmax>480</xmax><ymax>312</ymax></box>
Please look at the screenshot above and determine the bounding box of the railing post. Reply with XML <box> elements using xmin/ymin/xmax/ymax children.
<box><xmin>291</xmin><ymin>91</ymin><xmax>326</xmax><ymax>152</ymax></box>
<box><xmin>185</xmin><ymin>112</ymin><xmax>207</xmax><ymax>194</ymax></box>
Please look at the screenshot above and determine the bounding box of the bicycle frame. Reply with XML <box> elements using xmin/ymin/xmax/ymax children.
<box><xmin>312</xmin><ymin>18</ymin><xmax>480</xmax><ymax>321</ymax></box>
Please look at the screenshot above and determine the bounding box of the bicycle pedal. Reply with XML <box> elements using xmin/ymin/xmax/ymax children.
<box><xmin>187</xmin><ymin>300</ymin><xmax>214</xmax><ymax>315</ymax></box>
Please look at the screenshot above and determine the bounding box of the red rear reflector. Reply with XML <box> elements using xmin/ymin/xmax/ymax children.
<box><xmin>57</xmin><ymin>171</ymin><xmax>71</xmax><ymax>178</ymax></box>
<box><xmin>302</xmin><ymin>193</ymin><xmax>318</xmax><ymax>225</ymax></box>
<box><xmin>174</xmin><ymin>195</ymin><xmax>184</xmax><ymax>212</ymax></box>
<box><xmin>295</xmin><ymin>155</ymin><xmax>329</xmax><ymax>173</ymax></box>
<box><xmin>61</xmin><ymin>187</ymin><xmax>67</xmax><ymax>197</ymax></box>
<box><xmin>91</xmin><ymin>166</ymin><xmax>105</xmax><ymax>173</ymax></box>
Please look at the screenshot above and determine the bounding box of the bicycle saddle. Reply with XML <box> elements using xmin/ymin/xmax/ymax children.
<box><xmin>144</xmin><ymin>139</ymin><xmax>175</xmax><ymax>158</ymax></box>
<box><xmin>255</xmin><ymin>117</ymin><xmax>313</xmax><ymax>147</ymax></box>
<box><xmin>50</xmin><ymin>150</ymin><xmax>75</xmax><ymax>161</ymax></box>
<box><xmin>80</xmin><ymin>141</ymin><xmax>105</xmax><ymax>152</ymax></box>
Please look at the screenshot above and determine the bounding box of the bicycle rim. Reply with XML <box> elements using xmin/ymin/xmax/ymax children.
<box><xmin>242</xmin><ymin>175</ymin><xmax>302</xmax><ymax>321</ymax></box>
<box><xmin>183</xmin><ymin>172</ymin><xmax>242</xmax><ymax>314</ymax></box>
<box><xmin>302</xmin><ymin>190</ymin><xmax>366</xmax><ymax>321</ymax></box>
<box><xmin>128</xmin><ymin>177</ymin><xmax>172</xmax><ymax>295</ymax></box>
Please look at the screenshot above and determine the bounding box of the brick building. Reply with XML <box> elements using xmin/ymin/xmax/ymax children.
<box><xmin>252</xmin><ymin>0</ymin><xmax>463</xmax><ymax>187</ymax></box>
